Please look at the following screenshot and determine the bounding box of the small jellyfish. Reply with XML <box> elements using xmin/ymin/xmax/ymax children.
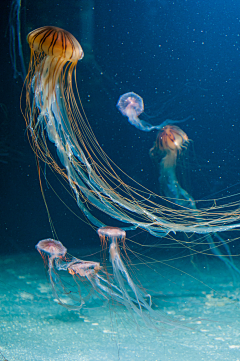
<box><xmin>117</xmin><ymin>92</ymin><xmax>150</xmax><ymax>131</ymax></box>
<box><xmin>154</xmin><ymin>125</ymin><xmax>189</xmax><ymax>153</ymax></box>
<box><xmin>68</xmin><ymin>260</ymin><xmax>102</xmax><ymax>277</ymax></box>
<box><xmin>149</xmin><ymin>125</ymin><xmax>189</xmax><ymax>166</ymax></box>
<box><xmin>36</xmin><ymin>239</ymin><xmax>67</xmax><ymax>261</ymax></box>
<box><xmin>67</xmin><ymin>258</ymin><xmax>133</xmax><ymax>307</ymax></box>
<box><xmin>117</xmin><ymin>92</ymin><xmax>192</xmax><ymax>132</ymax></box>
<box><xmin>66</xmin><ymin>260</ymin><xmax>103</xmax><ymax>308</ymax></box>
<box><xmin>117</xmin><ymin>92</ymin><xmax>144</xmax><ymax>118</ymax></box>
<box><xmin>36</xmin><ymin>239</ymin><xmax>70</xmax><ymax>306</ymax></box>
<box><xmin>98</xmin><ymin>226</ymin><xmax>148</xmax><ymax>319</ymax></box>
<box><xmin>97</xmin><ymin>226</ymin><xmax>183</xmax><ymax>329</ymax></box>
<box><xmin>97</xmin><ymin>226</ymin><xmax>126</xmax><ymax>246</ymax></box>
<box><xmin>36</xmin><ymin>239</ymin><xmax>67</xmax><ymax>275</ymax></box>
<box><xmin>149</xmin><ymin>125</ymin><xmax>194</xmax><ymax>207</ymax></box>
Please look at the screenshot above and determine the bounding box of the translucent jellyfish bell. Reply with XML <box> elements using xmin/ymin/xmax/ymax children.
<box><xmin>36</xmin><ymin>239</ymin><xmax>67</xmax><ymax>260</ymax></box>
<box><xmin>97</xmin><ymin>226</ymin><xmax>126</xmax><ymax>245</ymax></box>
<box><xmin>68</xmin><ymin>260</ymin><xmax>102</xmax><ymax>277</ymax></box>
<box><xmin>117</xmin><ymin>92</ymin><xmax>144</xmax><ymax>118</ymax></box>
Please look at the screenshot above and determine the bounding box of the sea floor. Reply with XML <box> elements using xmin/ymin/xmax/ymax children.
<box><xmin>1</xmin><ymin>247</ymin><xmax>240</xmax><ymax>361</ymax></box>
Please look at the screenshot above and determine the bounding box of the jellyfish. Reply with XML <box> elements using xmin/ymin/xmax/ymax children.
<box><xmin>66</xmin><ymin>258</ymin><xmax>136</xmax><ymax>308</ymax></box>
<box><xmin>97</xmin><ymin>226</ymin><xmax>151</xmax><ymax>315</ymax></box>
<box><xmin>96</xmin><ymin>226</ymin><xmax>187</xmax><ymax>329</ymax></box>
<box><xmin>35</xmin><ymin>239</ymin><xmax>71</xmax><ymax>306</ymax></box>
<box><xmin>24</xmin><ymin>26</ymin><xmax>240</xmax><ymax>247</ymax></box>
<box><xmin>117</xmin><ymin>92</ymin><xmax>192</xmax><ymax>132</ymax></box>
<box><xmin>36</xmin><ymin>239</ymin><xmax>67</xmax><ymax>260</ymax></box>
<box><xmin>149</xmin><ymin>125</ymin><xmax>240</xmax><ymax>274</ymax></box>
<box><xmin>149</xmin><ymin>125</ymin><xmax>195</xmax><ymax>208</ymax></box>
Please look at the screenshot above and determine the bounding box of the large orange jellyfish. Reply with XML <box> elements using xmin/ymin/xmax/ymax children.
<box><xmin>26</xmin><ymin>26</ymin><xmax>83</xmax><ymax>114</ymax></box>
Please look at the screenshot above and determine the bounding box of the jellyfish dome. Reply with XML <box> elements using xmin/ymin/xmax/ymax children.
<box><xmin>68</xmin><ymin>261</ymin><xmax>101</xmax><ymax>277</ymax></box>
<box><xmin>36</xmin><ymin>239</ymin><xmax>67</xmax><ymax>258</ymax></box>
<box><xmin>97</xmin><ymin>226</ymin><xmax>126</xmax><ymax>243</ymax></box>
<box><xmin>27</xmin><ymin>26</ymin><xmax>84</xmax><ymax>61</ymax></box>
<box><xmin>117</xmin><ymin>92</ymin><xmax>144</xmax><ymax>117</ymax></box>
<box><xmin>155</xmin><ymin>125</ymin><xmax>189</xmax><ymax>152</ymax></box>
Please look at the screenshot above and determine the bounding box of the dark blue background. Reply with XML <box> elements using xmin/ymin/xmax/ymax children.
<box><xmin>1</xmin><ymin>0</ymin><xmax>240</xmax><ymax>255</ymax></box>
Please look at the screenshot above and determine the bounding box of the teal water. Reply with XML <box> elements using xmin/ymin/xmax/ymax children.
<box><xmin>1</xmin><ymin>249</ymin><xmax>240</xmax><ymax>361</ymax></box>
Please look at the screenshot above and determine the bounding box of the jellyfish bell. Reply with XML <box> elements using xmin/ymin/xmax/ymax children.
<box><xmin>68</xmin><ymin>260</ymin><xmax>102</xmax><ymax>277</ymax></box>
<box><xmin>149</xmin><ymin>125</ymin><xmax>189</xmax><ymax>170</ymax></box>
<box><xmin>97</xmin><ymin>226</ymin><xmax>126</xmax><ymax>244</ymax></box>
<box><xmin>27</xmin><ymin>26</ymin><xmax>84</xmax><ymax>61</ymax></box>
<box><xmin>154</xmin><ymin>125</ymin><xmax>189</xmax><ymax>153</ymax></box>
<box><xmin>117</xmin><ymin>92</ymin><xmax>193</xmax><ymax>131</ymax></box>
<box><xmin>117</xmin><ymin>92</ymin><xmax>144</xmax><ymax>117</ymax></box>
<box><xmin>26</xmin><ymin>26</ymin><xmax>84</xmax><ymax>117</ymax></box>
<box><xmin>36</xmin><ymin>238</ymin><xmax>67</xmax><ymax>259</ymax></box>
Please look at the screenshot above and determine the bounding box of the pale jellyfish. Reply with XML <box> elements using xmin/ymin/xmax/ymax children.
<box><xmin>117</xmin><ymin>92</ymin><xmax>191</xmax><ymax>132</ymax></box>
<box><xmin>36</xmin><ymin>239</ymin><xmax>70</xmax><ymax>307</ymax></box>
<box><xmin>97</xmin><ymin>226</ymin><xmax>186</xmax><ymax>330</ymax></box>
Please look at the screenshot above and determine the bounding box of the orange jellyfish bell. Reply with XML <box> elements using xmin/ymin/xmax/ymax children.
<box><xmin>150</xmin><ymin>125</ymin><xmax>188</xmax><ymax>156</ymax></box>
<box><xmin>149</xmin><ymin>125</ymin><xmax>189</xmax><ymax>166</ymax></box>
<box><xmin>27</xmin><ymin>26</ymin><xmax>84</xmax><ymax>61</ymax></box>
<box><xmin>26</xmin><ymin>26</ymin><xmax>84</xmax><ymax>116</ymax></box>
<box><xmin>155</xmin><ymin>125</ymin><xmax>189</xmax><ymax>152</ymax></box>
